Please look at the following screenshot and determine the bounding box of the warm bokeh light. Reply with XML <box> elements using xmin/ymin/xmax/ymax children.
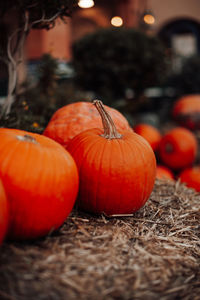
<box><xmin>111</xmin><ymin>16</ymin><xmax>123</xmax><ymax>27</ymax></box>
<box><xmin>143</xmin><ymin>14</ymin><xmax>155</xmax><ymax>25</ymax></box>
<box><xmin>78</xmin><ymin>0</ymin><xmax>94</xmax><ymax>9</ymax></box>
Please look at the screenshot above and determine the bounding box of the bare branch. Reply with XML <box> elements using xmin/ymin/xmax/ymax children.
<box><xmin>30</xmin><ymin>10</ymin><xmax>61</xmax><ymax>29</ymax></box>
<box><xmin>0</xmin><ymin>0</ymin><xmax>76</xmax><ymax>118</ymax></box>
<box><xmin>7</xmin><ymin>25</ymin><xmax>24</xmax><ymax>59</ymax></box>
<box><xmin>24</xmin><ymin>10</ymin><xmax>29</xmax><ymax>32</ymax></box>
<box><xmin>8</xmin><ymin>62</ymin><xmax>17</xmax><ymax>96</ymax></box>
<box><xmin>6</xmin><ymin>10</ymin><xmax>29</xmax><ymax>65</ymax></box>
<box><xmin>26</xmin><ymin>2</ymin><xmax>39</xmax><ymax>9</ymax></box>
<box><xmin>12</xmin><ymin>11</ymin><xmax>29</xmax><ymax>56</ymax></box>
<box><xmin>18</xmin><ymin>11</ymin><xmax>30</xmax><ymax>61</ymax></box>
<box><xmin>7</xmin><ymin>34</ymin><xmax>17</xmax><ymax>67</ymax></box>
<box><xmin>29</xmin><ymin>11</ymin><xmax>45</xmax><ymax>27</ymax></box>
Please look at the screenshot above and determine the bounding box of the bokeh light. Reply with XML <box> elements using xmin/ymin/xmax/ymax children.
<box><xmin>143</xmin><ymin>14</ymin><xmax>155</xmax><ymax>25</ymax></box>
<box><xmin>78</xmin><ymin>0</ymin><xmax>94</xmax><ymax>9</ymax></box>
<box><xmin>111</xmin><ymin>16</ymin><xmax>123</xmax><ymax>27</ymax></box>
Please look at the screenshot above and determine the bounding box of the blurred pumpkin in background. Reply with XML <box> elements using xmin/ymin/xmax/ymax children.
<box><xmin>158</xmin><ymin>127</ymin><xmax>197</xmax><ymax>171</ymax></box>
<box><xmin>172</xmin><ymin>94</ymin><xmax>200</xmax><ymax>130</ymax></box>
<box><xmin>134</xmin><ymin>123</ymin><xmax>162</xmax><ymax>152</ymax></box>
<box><xmin>179</xmin><ymin>166</ymin><xmax>200</xmax><ymax>192</ymax></box>
<box><xmin>156</xmin><ymin>165</ymin><xmax>174</xmax><ymax>180</ymax></box>
<box><xmin>0</xmin><ymin>179</ymin><xmax>8</xmax><ymax>244</ymax></box>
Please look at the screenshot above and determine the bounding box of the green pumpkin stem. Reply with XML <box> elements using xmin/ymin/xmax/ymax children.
<box><xmin>93</xmin><ymin>100</ymin><xmax>122</xmax><ymax>139</ymax></box>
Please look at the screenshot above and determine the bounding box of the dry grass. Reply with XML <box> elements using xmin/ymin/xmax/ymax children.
<box><xmin>0</xmin><ymin>179</ymin><xmax>199</xmax><ymax>300</ymax></box>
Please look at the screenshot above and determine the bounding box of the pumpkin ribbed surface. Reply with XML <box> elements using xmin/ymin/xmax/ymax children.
<box><xmin>0</xmin><ymin>128</ymin><xmax>79</xmax><ymax>240</ymax></box>
<box><xmin>67</xmin><ymin>101</ymin><xmax>156</xmax><ymax>216</ymax></box>
<box><xmin>43</xmin><ymin>101</ymin><xmax>132</xmax><ymax>148</ymax></box>
<box><xmin>0</xmin><ymin>179</ymin><xmax>8</xmax><ymax>244</ymax></box>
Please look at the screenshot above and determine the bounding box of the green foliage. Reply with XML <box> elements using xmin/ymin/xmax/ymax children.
<box><xmin>0</xmin><ymin>54</ymin><xmax>58</xmax><ymax>132</ymax></box>
<box><xmin>0</xmin><ymin>0</ymin><xmax>78</xmax><ymax>117</ymax></box>
<box><xmin>37</xmin><ymin>53</ymin><xmax>58</xmax><ymax>96</ymax></box>
<box><xmin>72</xmin><ymin>27</ymin><xmax>167</xmax><ymax>104</ymax></box>
<box><xmin>0</xmin><ymin>54</ymin><xmax>93</xmax><ymax>132</ymax></box>
<box><xmin>167</xmin><ymin>55</ymin><xmax>200</xmax><ymax>97</ymax></box>
<box><xmin>0</xmin><ymin>1</ymin><xmax>78</xmax><ymax>28</ymax></box>
<box><xmin>0</xmin><ymin>0</ymin><xmax>78</xmax><ymax>56</ymax></box>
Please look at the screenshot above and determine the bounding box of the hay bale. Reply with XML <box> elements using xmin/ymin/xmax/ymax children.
<box><xmin>0</xmin><ymin>179</ymin><xmax>199</xmax><ymax>300</ymax></box>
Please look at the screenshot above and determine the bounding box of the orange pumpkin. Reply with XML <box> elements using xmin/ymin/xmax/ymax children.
<box><xmin>156</xmin><ymin>165</ymin><xmax>174</xmax><ymax>180</ymax></box>
<box><xmin>0</xmin><ymin>128</ymin><xmax>79</xmax><ymax>240</ymax></box>
<box><xmin>0</xmin><ymin>179</ymin><xmax>8</xmax><ymax>244</ymax></box>
<box><xmin>43</xmin><ymin>101</ymin><xmax>132</xmax><ymax>149</ymax></box>
<box><xmin>158</xmin><ymin>127</ymin><xmax>197</xmax><ymax>171</ymax></box>
<box><xmin>134</xmin><ymin>123</ymin><xmax>162</xmax><ymax>152</ymax></box>
<box><xmin>179</xmin><ymin>166</ymin><xmax>200</xmax><ymax>192</ymax></box>
<box><xmin>172</xmin><ymin>94</ymin><xmax>200</xmax><ymax>130</ymax></box>
<box><xmin>67</xmin><ymin>100</ymin><xmax>156</xmax><ymax>216</ymax></box>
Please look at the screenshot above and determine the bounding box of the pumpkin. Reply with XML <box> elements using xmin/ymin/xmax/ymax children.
<box><xmin>179</xmin><ymin>166</ymin><xmax>200</xmax><ymax>192</ymax></box>
<box><xmin>0</xmin><ymin>128</ymin><xmax>79</xmax><ymax>240</ymax></box>
<box><xmin>158</xmin><ymin>127</ymin><xmax>197</xmax><ymax>171</ymax></box>
<box><xmin>134</xmin><ymin>123</ymin><xmax>162</xmax><ymax>152</ymax></box>
<box><xmin>67</xmin><ymin>100</ymin><xmax>156</xmax><ymax>216</ymax></box>
<box><xmin>0</xmin><ymin>179</ymin><xmax>8</xmax><ymax>244</ymax></box>
<box><xmin>156</xmin><ymin>165</ymin><xmax>174</xmax><ymax>180</ymax></box>
<box><xmin>172</xmin><ymin>94</ymin><xmax>200</xmax><ymax>130</ymax></box>
<box><xmin>43</xmin><ymin>101</ymin><xmax>132</xmax><ymax>149</ymax></box>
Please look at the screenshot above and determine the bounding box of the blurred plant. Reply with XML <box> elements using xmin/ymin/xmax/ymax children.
<box><xmin>0</xmin><ymin>0</ymin><xmax>78</xmax><ymax>117</ymax></box>
<box><xmin>167</xmin><ymin>55</ymin><xmax>200</xmax><ymax>97</ymax></box>
<box><xmin>37</xmin><ymin>53</ymin><xmax>58</xmax><ymax>97</ymax></box>
<box><xmin>72</xmin><ymin>27</ymin><xmax>167</xmax><ymax>106</ymax></box>
<box><xmin>0</xmin><ymin>54</ymin><xmax>93</xmax><ymax>132</ymax></box>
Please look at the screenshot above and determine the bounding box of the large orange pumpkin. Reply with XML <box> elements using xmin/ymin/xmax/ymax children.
<box><xmin>0</xmin><ymin>128</ymin><xmax>79</xmax><ymax>240</ymax></box>
<box><xmin>172</xmin><ymin>94</ymin><xmax>200</xmax><ymax>130</ymax></box>
<box><xmin>158</xmin><ymin>127</ymin><xmax>197</xmax><ymax>171</ymax></box>
<box><xmin>156</xmin><ymin>165</ymin><xmax>174</xmax><ymax>180</ymax></box>
<box><xmin>43</xmin><ymin>101</ymin><xmax>132</xmax><ymax>149</ymax></box>
<box><xmin>67</xmin><ymin>100</ymin><xmax>156</xmax><ymax>216</ymax></box>
<box><xmin>134</xmin><ymin>123</ymin><xmax>162</xmax><ymax>152</ymax></box>
<box><xmin>179</xmin><ymin>166</ymin><xmax>200</xmax><ymax>192</ymax></box>
<box><xmin>0</xmin><ymin>179</ymin><xmax>8</xmax><ymax>244</ymax></box>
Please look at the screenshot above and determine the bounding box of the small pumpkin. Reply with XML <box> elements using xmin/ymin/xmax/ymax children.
<box><xmin>156</xmin><ymin>165</ymin><xmax>174</xmax><ymax>180</ymax></box>
<box><xmin>158</xmin><ymin>127</ymin><xmax>197</xmax><ymax>171</ymax></box>
<box><xmin>134</xmin><ymin>123</ymin><xmax>162</xmax><ymax>152</ymax></box>
<box><xmin>172</xmin><ymin>94</ymin><xmax>200</xmax><ymax>130</ymax></box>
<box><xmin>0</xmin><ymin>179</ymin><xmax>8</xmax><ymax>244</ymax></box>
<box><xmin>67</xmin><ymin>100</ymin><xmax>156</xmax><ymax>216</ymax></box>
<box><xmin>0</xmin><ymin>128</ymin><xmax>79</xmax><ymax>240</ymax></box>
<box><xmin>179</xmin><ymin>166</ymin><xmax>200</xmax><ymax>192</ymax></box>
<box><xmin>43</xmin><ymin>101</ymin><xmax>132</xmax><ymax>149</ymax></box>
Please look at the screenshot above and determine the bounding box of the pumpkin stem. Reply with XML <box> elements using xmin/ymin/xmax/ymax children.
<box><xmin>93</xmin><ymin>100</ymin><xmax>122</xmax><ymax>139</ymax></box>
<box><xmin>16</xmin><ymin>134</ymin><xmax>38</xmax><ymax>144</ymax></box>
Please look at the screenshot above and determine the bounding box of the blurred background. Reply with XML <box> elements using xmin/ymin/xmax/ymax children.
<box><xmin>1</xmin><ymin>0</ymin><xmax>200</xmax><ymax>130</ymax></box>
<box><xmin>25</xmin><ymin>0</ymin><xmax>200</xmax><ymax>66</ymax></box>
